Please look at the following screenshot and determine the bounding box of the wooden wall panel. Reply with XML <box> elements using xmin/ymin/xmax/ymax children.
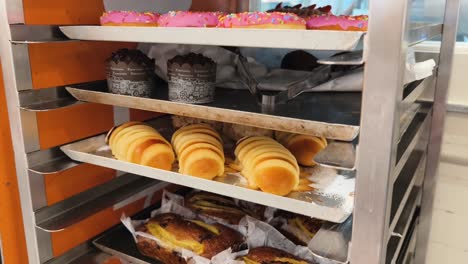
<box><xmin>28</xmin><ymin>42</ymin><xmax>136</xmax><ymax>89</ymax></box>
<box><xmin>130</xmin><ymin>109</ymin><xmax>162</xmax><ymax>122</ymax></box>
<box><xmin>0</xmin><ymin>63</ymin><xmax>29</xmax><ymax>263</ymax></box>
<box><xmin>23</xmin><ymin>0</ymin><xmax>104</xmax><ymax>25</ymax></box>
<box><xmin>44</xmin><ymin>164</ymin><xmax>115</xmax><ymax>206</ymax></box>
<box><xmin>50</xmin><ymin>185</ymin><xmax>180</xmax><ymax>257</ymax></box>
<box><xmin>36</xmin><ymin>103</ymin><xmax>114</xmax><ymax>149</ymax></box>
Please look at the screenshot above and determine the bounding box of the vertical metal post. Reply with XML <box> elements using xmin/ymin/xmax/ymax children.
<box><xmin>415</xmin><ymin>0</ymin><xmax>461</xmax><ymax>263</ymax></box>
<box><xmin>350</xmin><ymin>0</ymin><xmax>410</xmax><ymax>263</ymax></box>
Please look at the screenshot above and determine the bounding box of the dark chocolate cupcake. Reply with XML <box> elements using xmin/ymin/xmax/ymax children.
<box><xmin>267</xmin><ymin>3</ymin><xmax>332</xmax><ymax>18</ymax></box>
<box><xmin>106</xmin><ymin>48</ymin><xmax>155</xmax><ymax>97</ymax></box>
<box><xmin>167</xmin><ymin>53</ymin><xmax>216</xmax><ymax>104</ymax></box>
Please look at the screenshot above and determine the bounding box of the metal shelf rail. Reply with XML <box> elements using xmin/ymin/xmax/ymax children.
<box><xmin>0</xmin><ymin>0</ymin><xmax>462</xmax><ymax>263</ymax></box>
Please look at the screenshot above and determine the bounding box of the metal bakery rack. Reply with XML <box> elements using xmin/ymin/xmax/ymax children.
<box><xmin>0</xmin><ymin>0</ymin><xmax>461</xmax><ymax>263</ymax></box>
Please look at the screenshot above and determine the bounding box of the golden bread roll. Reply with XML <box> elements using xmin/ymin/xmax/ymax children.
<box><xmin>275</xmin><ymin>132</ymin><xmax>327</xmax><ymax>167</ymax></box>
<box><xmin>140</xmin><ymin>144</ymin><xmax>175</xmax><ymax>170</ymax></box>
<box><xmin>234</xmin><ymin>136</ymin><xmax>300</xmax><ymax>196</ymax></box>
<box><xmin>111</xmin><ymin>124</ymin><xmax>156</xmax><ymax>146</ymax></box>
<box><xmin>171</xmin><ymin>127</ymin><xmax>222</xmax><ymax>145</ymax></box>
<box><xmin>185</xmin><ymin>192</ymin><xmax>247</xmax><ymax>224</ymax></box>
<box><xmin>237</xmin><ymin>141</ymin><xmax>287</xmax><ymax>163</ymax></box>
<box><xmin>172</xmin><ymin>125</ymin><xmax>225</xmax><ymax>179</ymax></box>
<box><xmin>107</xmin><ymin>122</ymin><xmax>175</xmax><ymax>170</ymax></box>
<box><xmin>239</xmin><ymin>247</ymin><xmax>308</xmax><ymax>264</ymax></box>
<box><xmin>181</xmin><ymin>149</ymin><xmax>224</xmax><ymax>179</ymax></box>
<box><xmin>126</xmin><ymin>136</ymin><xmax>170</xmax><ymax>163</ymax></box>
<box><xmin>107</xmin><ymin>121</ymin><xmax>141</xmax><ymax>145</ymax></box>
<box><xmin>136</xmin><ymin>213</ymin><xmax>244</xmax><ymax>263</ymax></box>
<box><xmin>174</xmin><ymin>133</ymin><xmax>223</xmax><ymax>154</ymax></box>
<box><xmin>252</xmin><ymin>159</ymin><xmax>299</xmax><ymax>196</ymax></box>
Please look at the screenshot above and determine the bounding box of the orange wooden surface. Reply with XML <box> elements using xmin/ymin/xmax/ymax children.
<box><xmin>51</xmin><ymin>185</ymin><xmax>180</xmax><ymax>256</ymax></box>
<box><xmin>36</xmin><ymin>103</ymin><xmax>114</xmax><ymax>149</ymax></box>
<box><xmin>28</xmin><ymin>42</ymin><xmax>136</xmax><ymax>89</ymax></box>
<box><xmin>45</xmin><ymin>164</ymin><xmax>115</xmax><ymax>206</ymax></box>
<box><xmin>0</xmin><ymin>64</ymin><xmax>29</xmax><ymax>263</ymax></box>
<box><xmin>23</xmin><ymin>0</ymin><xmax>104</xmax><ymax>25</ymax></box>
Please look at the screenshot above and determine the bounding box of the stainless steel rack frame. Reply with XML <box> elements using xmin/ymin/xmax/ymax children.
<box><xmin>0</xmin><ymin>0</ymin><xmax>461</xmax><ymax>264</ymax></box>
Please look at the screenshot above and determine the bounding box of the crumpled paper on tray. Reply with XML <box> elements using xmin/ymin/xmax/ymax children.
<box><xmin>142</xmin><ymin>44</ymin><xmax>435</xmax><ymax>93</ymax></box>
<box><xmin>121</xmin><ymin>190</ymin><xmax>315</xmax><ymax>264</ymax></box>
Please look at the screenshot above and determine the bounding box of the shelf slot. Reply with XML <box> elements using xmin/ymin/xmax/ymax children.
<box><xmin>391</xmin><ymin>151</ymin><xmax>425</xmax><ymax>222</ymax></box>
<box><xmin>66</xmin><ymin>82</ymin><xmax>361</xmax><ymax>141</ymax></box>
<box><xmin>19</xmin><ymin>87</ymin><xmax>82</xmax><ymax>111</ymax></box>
<box><xmin>10</xmin><ymin>25</ymin><xmax>71</xmax><ymax>43</ymax></box>
<box><xmin>27</xmin><ymin>147</ymin><xmax>80</xmax><ymax>174</ymax></box>
<box><xmin>389</xmin><ymin>186</ymin><xmax>421</xmax><ymax>241</ymax></box>
<box><xmin>35</xmin><ymin>174</ymin><xmax>165</xmax><ymax>232</ymax></box>
<box><xmin>394</xmin><ymin>108</ymin><xmax>430</xmax><ymax>179</ymax></box>
<box><xmin>314</xmin><ymin>141</ymin><xmax>356</xmax><ymax>171</ymax></box>
<box><xmin>60</xmin><ymin>26</ymin><xmax>364</xmax><ymax>51</ymax></box>
<box><xmin>408</xmin><ymin>23</ymin><xmax>443</xmax><ymax>47</ymax></box>
<box><xmin>387</xmin><ymin>206</ymin><xmax>419</xmax><ymax>264</ymax></box>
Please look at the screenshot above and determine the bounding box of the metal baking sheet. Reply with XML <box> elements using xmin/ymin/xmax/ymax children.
<box><xmin>60</xmin><ymin>26</ymin><xmax>365</xmax><ymax>51</ymax></box>
<box><xmin>61</xmin><ymin>119</ymin><xmax>355</xmax><ymax>223</ymax></box>
<box><xmin>66</xmin><ymin>82</ymin><xmax>360</xmax><ymax>141</ymax></box>
<box><xmin>93</xmin><ymin>200</ymin><xmax>349</xmax><ymax>264</ymax></box>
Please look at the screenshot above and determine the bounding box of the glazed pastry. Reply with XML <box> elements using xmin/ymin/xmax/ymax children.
<box><xmin>267</xmin><ymin>2</ymin><xmax>332</xmax><ymax>18</ymax></box>
<box><xmin>159</xmin><ymin>11</ymin><xmax>223</xmax><ymax>27</ymax></box>
<box><xmin>100</xmin><ymin>11</ymin><xmax>159</xmax><ymax>26</ymax></box>
<box><xmin>172</xmin><ymin>124</ymin><xmax>225</xmax><ymax>179</ymax></box>
<box><xmin>306</xmin><ymin>15</ymin><xmax>368</xmax><ymax>31</ymax></box>
<box><xmin>275</xmin><ymin>132</ymin><xmax>327</xmax><ymax>167</ymax></box>
<box><xmin>136</xmin><ymin>213</ymin><xmax>244</xmax><ymax>263</ymax></box>
<box><xmin>105</xmin><ymin>49</ymin><xmax>156</xmax><ymax>97</ymax></box>
<box><xmin>185</xmin><ymin>192</ymin><xmax>247</xmax><ymax>224</ymax></box>
<box><xmin>239</xmin><ymin>247</ymin><xmax>309</xmax><ymax>264</ymax></box>
<box><xmin>107</xmin><ymin>122</ymin><xmax>175</xmax><ymax>170</ymax></box>
<box><xmin>235</xmin><ymin>136</ymin><xmax>299</xmax><ymax>196</ymax></box>
<box><xmin>274</xmin><ymin>211</ymin><xmax>323</xmax><ymax>246</ymax></box>
<box><xmin>218</xmin><ymin>12</ymin><xmax>306</xmax><ymax>29</ymax></box>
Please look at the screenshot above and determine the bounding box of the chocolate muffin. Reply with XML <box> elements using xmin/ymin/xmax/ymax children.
<box><xmin>167</xmin><ymin>53</ymin><xmax>217</xmax><ymax>104</ymax></box>
<box><xmin>267</xmin><ymin>2</ymin><xmax>332</xmax><ymax>18</ymax></box>
<box><xmin>106</xmin><ymin>48</ymin><xmax>155</xmax><ymax>97</ymax></box>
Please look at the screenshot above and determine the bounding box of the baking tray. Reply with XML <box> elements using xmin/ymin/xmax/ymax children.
<box><xmin>60</xmin><ymin>26</ymin><xmax>365</xmax><ymax>51</ymax></box>
<box><xmin>93</xmin><ymin>190</ymin><xmax>350</xmax><ymax>264</ymax></box>
<box><xmin>66</xmin><ymin>82</ymin><xmax>361</xmax><ymax>141</ymax></box>
<box><xmin>61</xmin><ymin>117</ymin><xmax>355</xmax><ymax>223</ymax></box>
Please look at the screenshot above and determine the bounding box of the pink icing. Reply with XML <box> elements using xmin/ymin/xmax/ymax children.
<box><xmin>306</xmin><ymin>15</ymin><xmax>368</xmax><ymax>30</ymax></box>
<box><xmin>218</xmin><ymin>12</ymin><xmax>306</xmax><ymax>28</ymax></box>
<box><xmin>100</xmin><ymin>11</ymin><xmax>159</xmax><ymax>25</ymax></box>
<box><xmin>158</xmin><ymin>11</ymin><xmax>223</xmax><ymax>27</ymax></box>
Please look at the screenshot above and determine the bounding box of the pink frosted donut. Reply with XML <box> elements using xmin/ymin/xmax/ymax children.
<box><xmin>100</xmin><ymin>11</ymin><xmax>159</xmax><ymax>26</ymax></box>
<box><xmin>158</xmin><ymin>11</ymin><xmax>223</xmax><ymax>27</ymax></box>
<box><xmin>218</xmin><ymin>12</ymin><xmax>306</xmax><ymax>29</ymax></box>
<box><xmin>306</xmin><ymin>15</ymin><xmax>368</xmax><ymax>31</ymax></box>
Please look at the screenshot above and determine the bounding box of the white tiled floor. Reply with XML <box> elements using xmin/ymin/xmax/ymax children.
<box><xmin>426</xmin><ymin>112</ymin><xmax>468</xmax><ymax>264</ymax></box>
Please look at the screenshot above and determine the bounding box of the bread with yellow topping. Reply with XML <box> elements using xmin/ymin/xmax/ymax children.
<box><xmin>239</xmin><ymin>247</ymin><xmax>309</xmax><ymax>264</ymax></box>
<box><xmin>274</xmin><ymin>211</ymin><xmax>323</xmax><ymax>246</ymax></box>
<box><xmin>185</xmin><ymin>192</ymin><xmax>247</xmax><ymax>224</ymax></box>
<box><xmin>136</xmin><ymin>213</ymin><xmax>244</xmax><ymax>263</ymax></box>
